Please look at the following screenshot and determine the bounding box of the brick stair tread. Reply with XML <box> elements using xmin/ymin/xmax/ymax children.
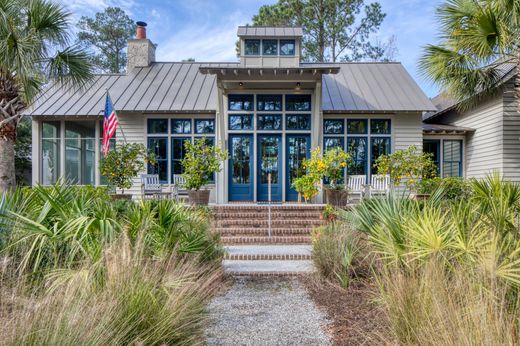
<box><xmin>215</xmin><ymin>223</ymin><xmax>323</xmax><ymax>229</ymax></box>
<box><xmin>217</xmin><ymin>228</ymin><xmax>312</xmax><ymax>236</ymax></box>
<box><xmin>221</xmin><ymin>236</ymin><xmax>311</xmax><ymax>244</ymax></box>
<box><xmin>222</xmin><ymin>260</ymin><xmax>315</xmax><ymax>275</ymax></box>
<box><xmin>214</xmin><ymin>212</ymin><xmax>323</xmax><ymax>218</ymax></box>
<box><xmin>225</xmin><ymin>244</ymin><xmax>312</xmax><ymax>256</ymax></box>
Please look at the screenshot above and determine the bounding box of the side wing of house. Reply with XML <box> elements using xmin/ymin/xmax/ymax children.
<box><xmin>501</xmin><ymin>79</ymin><xmax>520</xmax><ymax>183</ymax></box>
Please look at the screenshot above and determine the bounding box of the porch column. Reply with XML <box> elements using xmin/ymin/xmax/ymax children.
<box><xmin>215</xmin><ymin>82</ymin><xmax>226</xmax><ymax>204</ymax></box>
<box><xmin>313</xmin><ymin>81</ymin><xmax>324</xmax><ymax>204</ymax></box>
<box><xmin>31</xmin><ymin>119</ymin><xmax>40</xmax><ymax>185</ymax></box>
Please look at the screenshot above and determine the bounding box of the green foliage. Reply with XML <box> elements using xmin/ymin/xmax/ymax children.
<box><xmin>249</xmin><ymin>0</ymin><xmax>393</xmax><ymax>62</ymax></box>
<box><xmin>375</xmin><ymin>145</ymin><xmax>437</xmax><ymax>192</ymax></box>
<box><xmin>15</xmin><ymin>117</ymin><xmax>31</xmax><ymax>185</ymax></box>
<box><xmin>419</xmin><ymin>0</ymin><xmax>520</xmax><ymax>110</ymax></box>
<box><xmin>323</xmin><ymin>147</ymin><xmax>352</xmax><ymax>188</ymax></box>
<box><xmin>100</xmin><ymin>143</ymin><xmax>154</xmax><ymax>192</ymax></box>
<box><xmin>182</xmin><ymin>138</ymin><xmax>228</xmax><ymax>191</ymax></box>
<box><xmin>77</xmin><ymin>7</ymin><xmax>135</xmax><ymax>73</ymax></box>
<box><xmin>292</xmin><ymin>147</ymin><xmax>325</xmax><ymax>201</ymax></box>
<box><xmin>419</xmin><ymin>176</ymin><xmax>471</xmax><ymax>201</ymax></box>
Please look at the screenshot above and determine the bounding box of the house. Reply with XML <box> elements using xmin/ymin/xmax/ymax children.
<box><xmin>423</xmin><ymin>63</ymin><xmax>520</xmax><ymax>182</ymax></box>
<box><xmin>27</xmin><ymin>23</ymin><xmax>437</xmax><ymax>204</ymax></box>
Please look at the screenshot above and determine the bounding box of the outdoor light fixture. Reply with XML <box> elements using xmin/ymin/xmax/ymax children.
<box><xmin>239</xmin><ymin>82</ymin><xmax>244</xmax><ymax>86</ymax></box>
<box><xmin>295</xmin><ymin>82</ymin><xmax>301</xmax><ymax>90</ymax></box>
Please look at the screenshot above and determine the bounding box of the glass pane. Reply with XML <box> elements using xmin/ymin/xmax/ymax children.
<box><xmin>244</xmin><ymin>39</ymin><xmax>260</xmax><ymax>55</ymax></box>
<box><xmin>347</xmin><ymin>137</ymin><xmax>367</xmax><ymax>175</ymax></box>
<box><xmin>260</xmin><ymin>137</ymin><xmax>280</xmax><ymax>184</ymax></box>
<box><xmin>171</xmin><ymin>119</ymin><xmax>191</xmax><ymax>134</ymax></box>
<box><xmin>280</xmin><ymin>40</ymin><xmax>295</xmax><ymax>55</ymax></box>
<box><xmin>371</xmin><ymin>137</ymin><xmax>391</xmax><ymax>173</ymax></box>
<box><xmin>148</xmin><ymin>137</ymin><xmax>168</xmax><ymax>182</ymax></box>
<box><xmin>257</xmin><ymin>95</ymin><xmax>282</xmax><ymax>111</ymax></box>
<box><xmin>172</xmin><ymin>137</ymin><xmax>190</xmax><ymax>176</ymax></box>
<box><xmin>258</xmin><ymin>114</ymin><xmax>282</xmax><ymax>130</ymax></box>
<box><xmin>287</xmin><ymin>137</ymin><xmax>308</xmax><ymax>186</ymax></box>
<box><xmin>286</xmin><ymin>114</ymin><xmax>311</xmax><ymax>130</ymax></box>
<box><xmin>423</xmin><ymin>140</ymin><xmax>440</xmax><ymax>174</ymax></box>
<box><xmin>64</xmin><ymin>138</ymin><xmax>95</xmax><ymax>184</ymax></box>
<box><xmin>42</xmin><ymin>121</ymin><xmax>60</xmax><ymax>138</ymax></box>
<box><xmin>229</xmin><ymin>95</ymin><xmax>254</xmax><ymax>111</ymax></box>
<box><xmin>65</xmin><ymin>121</ymin><xmax>95</xmax><ymax>138</ymax></box>
<box><xmin>371</xmin><ymin>119</ymin><xmax>391</xmax><ymax>134</ymax></box>
<box><xmin>324</xmin><ymin>137</ymin><xmax>343</xmax><ymax>152</ymax></box>
<box><xmin>41</xmin><ymin>138</ymin><xmax>60</xmax><ymax>185</ymax></box>
<box><xmin>195</xmin><ymin>119</ymin><xmax>215</xmax><ymax>134</ymax></box>
<box><xmin>148</xmin><ymin>119</ymin><xmax>168</xmax><ymax>134</ymax></box>
<box><xmin>232</xmin><ymin>137</ymin><xmax>251</xmax><ymax>184</ymax></box>
<box><xmin>229</xmin><ymin>115</ymin><xmax>253</xmax><ymax>130</ymax></box>
<box><xmin>347</xmin><ymin>119</ymin><xmax>367</xmax><ymax>134</ymax></box>
<box><xmin>324</xmin><ymin>119</ymin><xmax>344</xmax><ymax>134</ymax></box>
<box><xmin>443</xmin><ymin>140</ymin><xmax>462</xmax><ymax>177</ymax></box>
<box><xmin>262</xmin><ymin>39</ymin><xmax>278</xmax><ymax>55</ymax></box>
<box><xmin>286</xmin><ymin>95</ymin><xmax>311</xmax><ymax>111</ymax></box>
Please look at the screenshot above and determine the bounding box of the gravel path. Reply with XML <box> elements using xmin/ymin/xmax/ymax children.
<box><xmin>204</xmin><ymin>278</ymin><xmax>332</xmax><ymax>346</ymax></box>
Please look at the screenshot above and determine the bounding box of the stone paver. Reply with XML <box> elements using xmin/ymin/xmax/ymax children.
<box><xmin>225</xmin><ymin>245</ymin><xmax>312</xmax><ymax>256</ymax></box>
<box><xmin>223</xmin><ymin>260</ymin><xmax>315</xmax><ymax>274</ymax></box>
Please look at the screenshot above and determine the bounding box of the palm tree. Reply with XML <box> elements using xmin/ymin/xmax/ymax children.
<box><xmin>0</xmin><ymin>0</ymin><xmax>93</xmax><ymax>191</ymax></box>
<box><xmin>419</xmin><ymin>0</ymin><xmax>520</xmax><ymax>110</ymax></box>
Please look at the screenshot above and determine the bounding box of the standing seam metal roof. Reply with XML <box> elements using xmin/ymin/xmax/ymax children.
<box><xmin>237</xmin><ymin>26</ymin><xmax>303</xmax><ymax>37</ymax></box>
<box><xmin>26</xmin><ymin>61</ymin><xmax>435</xmax><ymax>116</ymax></box>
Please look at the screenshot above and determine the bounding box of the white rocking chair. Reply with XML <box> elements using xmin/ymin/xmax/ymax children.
<box><xmin>368</xmin><ymin>174</ymin><xmax>390</xmax><ymax>198</ymax></box>
<box><xmin>347</xmin><ymin>175</ymin><xmax>367</xmax><ymax>202</ymax></box>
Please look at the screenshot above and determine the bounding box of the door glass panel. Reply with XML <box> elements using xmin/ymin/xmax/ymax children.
<box><xmin>347</xmin><ymin>137</ymin><xmax>368</xmax><ymax>175</ymax></box>
<box><xmin>287</xmin><ymin>136</ymin><xmax>308</xmax><ymax>187</ymax></box>
<box><xmin>260</xmin><ymin>137</ymin><xmax>279</xmax><ymax>184</ymax></box>
<box><xmin>232</xmin><ymin>137</ymin><xmax>251</xmax><ymax>184</ymax></box>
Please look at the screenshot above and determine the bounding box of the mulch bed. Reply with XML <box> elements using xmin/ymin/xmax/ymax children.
<box><xmin>302</xmin><ymin>276</ymin><xmax>388</xmax><ymax>346</ymax></box>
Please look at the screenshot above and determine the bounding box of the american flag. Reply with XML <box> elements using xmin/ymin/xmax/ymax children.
<box><xmin>102</xmin><ymin>93</ymin><xmax>118</xmax><ymax>157</ymax></box>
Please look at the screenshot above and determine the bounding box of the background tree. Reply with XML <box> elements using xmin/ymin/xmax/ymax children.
<box><xmin>419</xmin><ymin>0</ymin><xmax>520</xmax><ymax>111</ymax></box>
<box><xmin>0</xmin><ymin>0</ymin><xmax>93</xmax><ymax>191</ymax></box>
<box><xmin>248</xmin><ymin>0</ymin><xmax>394</xmax><ymax>62</ymax></box>
<box><xmin>77</xmin><ymin>7</ymin><xmax>134</xmax><ymax>73</ymax></box>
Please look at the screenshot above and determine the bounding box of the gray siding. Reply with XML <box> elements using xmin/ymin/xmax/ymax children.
<box><xmin>441</xmin><ymin>96</ymin><xmax>503</xmax><ymax>179</ymax></box>
<box><xmin>501</xmin><ymin>79</ymin><xmax>520</xmax><ymax>183</ymax></box>
<box><xmin>394</xmin><ymin>113</ymin><xmax>423</xmax><ymax>151</ymax></box>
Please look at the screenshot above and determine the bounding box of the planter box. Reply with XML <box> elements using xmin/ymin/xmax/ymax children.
<box><xmin>110</xmin><ymin>194</ymin><xmax>132</xmax><ymax>201</ymax></box>
<box><xmin>188</xmin><ymin>189</ymin><xmax>210</xmax><ymax>206</ymax></box>
<box><xmin>413</xmin><ymin>193</ymin><xmax>430</xmax><ymax>201</ymax></box>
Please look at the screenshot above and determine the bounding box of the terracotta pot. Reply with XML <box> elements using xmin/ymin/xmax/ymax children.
<box><xmin>188</xmin><ymin>189</ymin><xmax>210</xmax><ymax>206</ymax></box>
<box><xmin>110</xmin><ymin>194</ymin><xmax>132</xmax><ymax>201</ymax></box>
<box><xmin>414</xmin><ymin>193</ymin><xmax>430</xmax><ymax>201</ymax></box>
<box><xmin>325</xmin><ymin>187</ymin><xmax>348</xmax><ymax>207</ymax></box>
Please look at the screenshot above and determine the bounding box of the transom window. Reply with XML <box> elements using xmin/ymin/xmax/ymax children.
<box><xmin>262</xmin><ymin>39</ymin><xmax>278</xmax><ymax>55</ymax></box>
<box><xmin>171</xmin><ymin>119</ymin><xmax>191</xmax><ymax>134</ymax></box>
<box><xmin>286</xmin><ymin>95</ymin><xmax>311</xmax><ymax>111</ymax></box>
<box><xmin>286</xmin><ymin>114</ymin><xmax>311</xmax><ymax>130</ymax></box>
<box><xmin>195</xmin><ymin>119</ymin><xmax>215</xmax><ymax>134</ymax></box>
<box><xmin>229</xmin><ymin>94</ymin><xmax>254</xmax><ymax>111</ymax></box>
<box><xmin>257</xmin><ymin>95</ymin><xmax>282</xmax><ymax>111</ymax></box>
<box><xmin>280</xmin><ymin>40</ymin><xmax>295</xmax><ymax>55</ymax></box>
<box><xmin>323</xmin><ymin>118</ymin><xmax>392</xmax><ymax>178</ymax></box>
<box><xmin>258</xmin><ymin>114</ymin><xmax>282</xmax><ymax>130</ymax></box>
<box><xmin>229</xmin><ymin>114</ymin><xmax>254</xmax><ymax>130</ymax></box>
<box><xmin>244</xmin><ymin>39</ymin><xmax>260</xmax><ymax>55</ymax></box>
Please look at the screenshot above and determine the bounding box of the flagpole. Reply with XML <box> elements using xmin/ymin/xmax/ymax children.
<box><xmin>106</xmin><ymin>89</ymin><xmax>127</xmax><ymax>144</ymax></box>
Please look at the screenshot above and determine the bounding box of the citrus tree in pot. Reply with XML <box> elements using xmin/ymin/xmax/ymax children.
<box><xmin>323</xmin><ymin>148</ymin><xmax>352</xmax><ymax>207</ymax></box>
<box><xmin>292</xmin><ymin>148</ymin><xmax>326</xmax><ymax>203</ymax></box>
<box><xmin>100</xmin><ymin>143</ymin><xmax>155</xmax><ymax>200</ymax></box>
<box><xmin>182</xmin><ymin>138</ymin><xmax>228</xmax><ymax>206</ymax></box>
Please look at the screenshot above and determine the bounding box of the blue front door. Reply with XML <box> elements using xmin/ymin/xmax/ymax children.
<box><xmin>257</xmin><ymin>135</ymin><xmax>282</xmax><ymax>201</ymax></box>
<box><xmin>286</xmin><ymin>134</ymin><xmax>311</xmax><ymax>201</ymax></box>
<box><xmin>229</xmin><ymin>134</ymin><xmax>254</xmax><ymax>201</ymax></box>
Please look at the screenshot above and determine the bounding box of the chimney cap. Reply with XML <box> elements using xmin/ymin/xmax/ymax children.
<box><xmin>136</xmin><ymin>21</ymin><xmax>147</xmax><ymax>27</ymax></box>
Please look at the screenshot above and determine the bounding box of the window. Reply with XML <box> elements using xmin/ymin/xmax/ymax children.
<box><xmin>280</xmin><ymin>40</ymin><xmax>295</xmax><ymax>55</ymax></box>
<box><xmin>258</xmin><ymin>114</ymin><xmax>282</xmax><ymax>130</ymax></box>
<box><xmin>41</xmin><ymin>121</ymin><xmax>61</xmax><ymax>185</ymax></box>
<box><xmin>195</xmin><ymin>119</ymin><xmax>215</xmax><ymax>134</ymax></box>
<box><xmin>324</xmin><ymin>137</ymin><xmax>343</xmax><ymax>151</ymax></box>
<box><xmin>148</xmin><ymin>137</ymin><xmax>168</xmax><ymax>182</ymax></box>
<box><xmin>171</xmin><ymin>119</ymin><xmax>191</xmax><ymax>134</ymax></box>
<box><xmin>244</xmin><ymin>39</ymin><xmax>260</xmax><ymax>55</ymax></box>
<box><xmin>262</xmin><ymin>39</ymin><xmax>278</xmax><ymax>55</ymax></box>
<box><xmin>172</xmin><ymin>137</ymin><xmax>190</xmax><ymax>176</ymax></box>
<box><xmin>324</xmin><ymin>119</ymin><xmax>344</xmax><ymax>134</ymax></box>
<box><xmin>229</xmin><ymin>114</ymin><xmax>253</xmax><ymax>130</ymax></box>
<box><xmin>229</xmin><ymin>94</ymin><xmax>254</xmax><ymax>111</ymax></box>
<box><xmin>147</xmin><ymin>118</ymin><xmax>168</xmax><ymax>134</ymax></box>
<box><xmin>371</xmin><ymin>137</ymin><xmax>391</xmax><ymax>173</ymax></box>
<box><xmin>286</xmin><ymin>114</ymin><xmax>311</xmax><ymax>130</ymax></box>
<box><xmin>257</xmin><ymin>95</ymin><xmax>282</xmax><ymax>111</ymax></box>
<box><xmin>65</xmin><ymin>121</ymin><xmax>95</xmax><ymax>185</ymax></box>
<box><xmin>347</xmin><ymin>137</ymin><xmax>368</xmax><ymax>175</ymax></box>
<box><xmin>423</xmin><ymin>140</ymin><xmax>440</xmax><ymax>175</ymax></box>
<box><xmin>286</xmin><ymin>95</ymin><xmax>311</xmax><ymax>111</ymax></box>
<box><xmin>371</xmin><ymin>119</ymin><xmax>391</xmax><ymax>134</ymax></box>
<box><xmin>443</xmin><ymin>140</ymin><xmax>462</xmax><ymax>177</ymax></box>
<box><xmin>347</xmin><ymin>119</ymin><xmax>367</xmax><ymax>134</ymax></box>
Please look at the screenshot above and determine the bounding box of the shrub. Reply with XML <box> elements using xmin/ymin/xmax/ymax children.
<box><xmin>182</xmin><ymin>138</ymin><xmax>228</xmax><ymax>190</ymax></box>
<box><xmin>419</xmin><ymin>176</ymin><xmax>471</xmax><ymax>200</ymax></box>
<box><xmin>322</xmin><ymin>148</ymin><xmax>352</xmax><ymax>189</ymax></box>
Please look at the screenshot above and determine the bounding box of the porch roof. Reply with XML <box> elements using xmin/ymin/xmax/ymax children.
<box><xmin>422</xmin><ymin>123</ymin><xmax>475</xmax><ymax>134</ymax></box>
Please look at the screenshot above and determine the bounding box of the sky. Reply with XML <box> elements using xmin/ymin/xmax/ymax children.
<box><xmin>64</xmin><ymin>0</ymin><xmax>444</xmax><ymax>97</ymax></box>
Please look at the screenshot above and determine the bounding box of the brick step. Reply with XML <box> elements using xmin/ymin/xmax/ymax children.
<box><xmin>216</xmin><ymin>228</ymin><xmax>313</xmax><ymax>236</ymax></box>
<box><xmin>212</xmin><ymin>205</ymin><xmax>326</xmax><ymax>212</ymax></box>
<box><xmin>213</xmin><ymin>212</ymin><xmax>324</xmax><ymax>219</ymax></box>
<box><xmin>224</xmin><ymin>245</ymin><xmax>312</xmax><ymax>260</ymax></box>
<box><xmin>221</xmin><ymin>235</ymin><xmax>311</xmax><ymax>245</ymax></box>
<box><xmin>215</xmin><ymin>219</ymin><xmax>324</xmax><ymax>228</ymax></box>
<box><xmin>222</xmin><ymin>259</ymin><xmax>315</xmax><ymax>276</ymax></box>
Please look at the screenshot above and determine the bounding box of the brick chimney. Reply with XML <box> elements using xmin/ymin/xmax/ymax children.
<box><xmin>127</xmin><ymin>21</ymin><xmax>156</xmax><ymax>69</ymax></box>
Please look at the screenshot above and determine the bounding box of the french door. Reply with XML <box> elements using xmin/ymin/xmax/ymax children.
<box><xmin>286</xmin><ymin>134</ymin><xmax>310</xmax><ymax>201</ymax></box>
<box><xmin>228</xmin><ymin>134</ymin><xmax>254</xmax><ymax>201</ymax></box>
<box><xmin>257</xmin><ymin>135</ymin><xmax>282</xmax><ymax>201</ymax></box>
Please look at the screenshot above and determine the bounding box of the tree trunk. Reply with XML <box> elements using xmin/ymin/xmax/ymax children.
<box><xmin>0</xmin><ymin>137</ymin><xmax>16</xmax><ymax>191</ymax></box>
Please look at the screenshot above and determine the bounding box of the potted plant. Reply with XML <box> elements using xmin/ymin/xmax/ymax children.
<box><xmin>375</xmin><ymin>145</ymin><xmax>437</xmax><ymax>199</ymax></box>
<box><xmin>100</xmin><ymin>143</ymin><xmax>155</xmax><ymax>200</ymax></box>
<box><xmin>182</xmin><ymin>138</ymin><xmax>228</xmax><ymax>206</ymax></box>
<box><xmin>292</xmin><ymin>148</ymin><xmax>325</xmax><ymax>203</ymax></box>
<box><xmin>323</xmin><ymin>148</ymin><xmax>352</xmax><ymax>207</ymax></box>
